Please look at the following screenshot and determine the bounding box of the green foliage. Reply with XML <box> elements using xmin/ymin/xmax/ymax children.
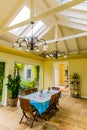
<box><xmin>14</xmin><ymin>63</ymin><xmax>24</xmax><ymax>75</ymax></box>
<box><xmin>14</xmin><ymin>63</ymin><xmax>24</xmax><ymax>70</ymax></box>
<box><xmin>0</xmin><ymin>62</ymin><xmax>5</xmax><ymax>100</ymax></box>
<box><xmin>14</xmin><ymin>64</ymin><xmax>39</xmax><ymax>91</ymax></box>
<box><xmin>20</xmin><ymin>79</ymin><xmax>37</xmax><ymax>90</ymax></box>
<box><xmin>6</xmin><ymin>74</ymin><xmax>21</xmax><ymax>99</ymax></box>
<box><xmin>31</xmin><ymin>65</ymin><xmax>39</xmax><ymax>81</ymax></box>
<box><xmin>70</xmin><ymin>72</ymin><xmax>80</xmax><ymax>85</ymax></box>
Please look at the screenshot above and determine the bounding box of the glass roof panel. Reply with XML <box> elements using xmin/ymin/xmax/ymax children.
<box><xmin>8</xmin><ymin>5</ymin><xmax>30</xmax><ymax>35</ymax></box>
<box><xmin>9</xmin><ymin>5</ymin><xmax>30</xmax><ymax>26</ymax></box>
<box><xmin>8</xmin><ymin>5</ymin><xmax>47</xmax><ymax>37</ymax></box>
<box><xmin>26</xmin><ymin>21</ymin><xmax>46</xmax><ymax>37</ymax></box>
<box><xmin>72</xmin><ymin>1</ymin><xmax>87</xmax><ymax>11</ymax></box>
<box><xmin>56</xmin><ymin>0</ymin><xmax>72</xmax><ymax>5</ymax></box>
<box><xmin>9</xmin><ymin>25</ymin><xmax>27</xmax><ymax>35</ymax></box>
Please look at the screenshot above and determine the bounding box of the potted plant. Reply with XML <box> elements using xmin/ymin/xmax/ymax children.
<box><xmin>70</xmin><ymin>72</ymin><xmax>80</xmax><ymax>97</ymax></box>
<box><xmin>6</xmin><ymin>74</ymin><xmax>21</xmax><ymax>107</ymax></box>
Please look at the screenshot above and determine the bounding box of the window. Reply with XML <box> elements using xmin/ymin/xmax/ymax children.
<box><xmin>27</xmin><ymin>69</ymin><xmax>32</xmax><ymax>79</ymax></box>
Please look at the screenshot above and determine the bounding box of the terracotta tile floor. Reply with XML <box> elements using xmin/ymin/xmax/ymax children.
<box><xmin>0</xmin><ymin>95</ymin><xmax>87</xmax><ymax>130</ymax></box>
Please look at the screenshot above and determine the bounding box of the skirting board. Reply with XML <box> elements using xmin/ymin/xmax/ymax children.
<box><xmin>80</xmin><ymin>96</ymin><xmax>87</xmax><ymax>99</ymax></box>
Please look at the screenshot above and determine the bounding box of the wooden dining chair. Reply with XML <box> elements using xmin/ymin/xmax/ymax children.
<box><xmin>52</xmin><ymin>87</ymin><xmax>60</xmax><ymax>91</ymax></box>
<box><xmin>31</xmin><ymin>88</ymin><xmax>38</xmax><ymax>93</ymax></box>
<box><xmin>24</xmin><ymin>89</ymin><xmax>31</xmax><ymax>95</ymax></box>
<box><xmin>44</xmin><ymin>93</ymin><xmax>57</xmax><ymax>120</ymax></box>
<box><xmin>19</xmin><ymin>97</ymin><xmax>38</xmax><ymax>128</ymax></box>
<box><xmin>54</xmin><ymin>91</ymin><xmax>61</xmax><ymax>109</ymax></box>
<box><xmin>46</xmin><ymin>93</ymin><xmax>57</xmax><ymax>113</ymax></box>
<box><xmin>52</xmin><ymin>87</ymin><xmax>61</xmax><ymax>106</ymax></box>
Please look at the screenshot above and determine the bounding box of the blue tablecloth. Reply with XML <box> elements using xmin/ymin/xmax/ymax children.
<box><xmin>23</xmin><ymin>89</ymin><xmax>58</xmax><ymax>115</ymax></box>
<box><xmin>30</xmin><ymin>99</ymin><xmax>50</xmax><ymax>115</ymax></box>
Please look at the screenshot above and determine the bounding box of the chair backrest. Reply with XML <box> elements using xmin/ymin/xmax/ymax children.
<box><xmin>31</xmin><ymin>88</ymin><xmax>38</xmax><ymax>93</ymax></box>
<box><xmin>24</xmin><ymin>90</ymin><xmax>31</xmax><ymax>95</ymax></box>
<box><xmin>50</xmin><ymin>94</ymin><xmax>57</xmax><ymax>106</ymax></box>
<box><xmin>55</xmin><ymin>91</ymin><xmax>61</xmax><ymax>104</ymax></box>
<box><xmin>19</xmin><ymin>97</ymin><xmax>33</xmax><ymax>115</ymax></box>
<box><xmin>52</xmin><ymin>87</ymin><xmax>60</xmax><ymax>91</ymax></box>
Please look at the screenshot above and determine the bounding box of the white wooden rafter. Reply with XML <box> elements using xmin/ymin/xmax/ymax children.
<box><xmin>0</xmin><ymin>0</ymin><xmax>85</xmax><ymax>33</ymax></box>
<box><xmin>46</xmin><ymin>31</ymin><xmax>87</xmax><ymax>43</ymax></box>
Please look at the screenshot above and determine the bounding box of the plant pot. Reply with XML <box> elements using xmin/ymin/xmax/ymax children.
<box><xmin>8</xmin><ymin>98</ymin><xmax>18</xmax><ymax>107</ymax></box>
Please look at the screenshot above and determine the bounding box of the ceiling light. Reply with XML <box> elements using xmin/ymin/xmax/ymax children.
<box><xmin>43</xmin><ymin>41</ymin><xmax>67</xmax><ymax>59</ymax></box>
<box><xmin>14</xmin><ymin>22</ymin><xmax>48</xmax><ymax>53</ymax></box>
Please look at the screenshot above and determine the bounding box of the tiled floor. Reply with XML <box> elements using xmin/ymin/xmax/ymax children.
<box><xmin>0</xmin><ymin>95</ymin><xmax>87</xmax><ymax>130</ymax></box>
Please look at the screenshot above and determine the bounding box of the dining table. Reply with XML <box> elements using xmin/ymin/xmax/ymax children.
<box><xmin>22</xmin><ymin>89</ymin><xmax>59</xmax><ymax>115</ymax></box>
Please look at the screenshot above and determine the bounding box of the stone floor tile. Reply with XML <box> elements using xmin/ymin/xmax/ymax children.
<box><xmin>0</xmin><ymin>95</ymin><xmax>87</xmax><ymax>130</ymax></box>
<box><xmin>72</xmin><ymin>126</ymin><xmax>87</xmax><ymax>130</ymax></box>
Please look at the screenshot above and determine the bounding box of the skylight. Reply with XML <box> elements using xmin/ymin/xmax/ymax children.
<box><xmin>72</xmin><ymin>1</ymin><xmax>87</xmax><ymax>11</ymax></box>
<box><xmin>9</xmin><ymin>5</ymin><xmax>30</xmax><ymax>26</ymax></box>
<box><xmin>9</xmin><ymin>5</ymin><xmax>30</xmax><ymax>35</ymax></box>
<box><xmin>56</xmin><ymin>0</ymin><xmax>72</xmax><ymax>5</ymax></box>
<box><xmin>9</xmin><ymin>25</ymin><xmax>27</xmax><ymax>35</ymax></box>
<box><xmin>8</xmin><ymin>5</ymin><xmax>47</xmax><ymax>38</ymax></box>
<box><xmin>26</xmin><ymin>21</ymin><xmax>46</xmax><ymax>37</ymax></box>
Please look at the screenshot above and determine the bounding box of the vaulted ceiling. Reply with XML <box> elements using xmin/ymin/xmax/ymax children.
<box><xmin>0</xmin><ymin>0</ymin><xmax>87</xmax><ymax>60</ymax></box>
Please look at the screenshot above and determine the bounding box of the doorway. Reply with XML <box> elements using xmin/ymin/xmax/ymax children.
<box><xmin>53</xmin><ymin>62</ymin><xmax>70</xmax><ymax>95</ymax></box>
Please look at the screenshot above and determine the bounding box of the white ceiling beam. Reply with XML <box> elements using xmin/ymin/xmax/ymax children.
<box><xmin>0</xmin><ymin>0</ymin><xmax>25</xmax><ymax>32</ymax></box>
<box><xmin>38</xmin><ymin>28</ymin><xmax>50</xmax><ymax>39</ymax></box>
<box><xmin>46</xmin><ymin>31</ymin><xmax>87</xmax><ymax>43</ymax></box>
<box><xmin>57</xmin><ymin>20</ymin><xmax>87</xmax><ymax>31</ymax></box>
<box><xmin>58</xmin><ymin>25</ymin><xmax>69</xmax><ymax>52</ymax></box>
<box><xmin>55</xmin><ymin>24</ymin><xmax>58</xmax><ymax>40</ymax></box>
<box><xmin>30</xmin><ymin>0</ymin><xmax>34</xmax><ymax>18</ymax></box>
<box><xmin>59</xmin><ymin>9</ymin><xmax>87</xmax><ymax>20</ymax></box>
<box><xmin>68</xmin><ymin>17</ymin><xmax>87</xmax><ymax>25</ymax></box>
<box><xmin>38</xmin><ymin>23</ymin><xmax>56</xmax><ymax>39</ymax></box>
<box><xmin>1</xmin><ymin>0</ymin><xmax>85</xmax><ymax>33</ymax></box>
<box><xmin>75</xmin><ymin>39</ymin><xmax>80</xmax><ymax>53</ymax></box>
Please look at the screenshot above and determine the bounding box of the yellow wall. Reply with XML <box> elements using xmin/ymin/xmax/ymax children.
<box><xmin>44</xmin><ymin>59</ymin><xmax>87</xmax><ymax>97</ymax></box>
<box><xmin>43</xmin><ymin>61</ymin><xmax>54</xmax><ymax>89</ymax></box>
<box><xmin>69</xmin><ymin>59</ymin><xmax>87</xmax><ymax>97</ymax></box>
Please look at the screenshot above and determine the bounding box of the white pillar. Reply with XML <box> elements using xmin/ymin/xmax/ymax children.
<box><xmin>2</xmin><ymin>60</ymin><xmax>14</xmax><ymax>106</ymax></box>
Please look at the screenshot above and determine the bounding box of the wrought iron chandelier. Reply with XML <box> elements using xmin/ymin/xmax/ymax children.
<box><xmin>44</xmin><ymin>41</ymin><xmax>67</xmax><ymax>59</ymax></box>
<box><xmin>14</xmin><ymin>22</ymin><xmax>48</xmax><ymax>53</ymax></box>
